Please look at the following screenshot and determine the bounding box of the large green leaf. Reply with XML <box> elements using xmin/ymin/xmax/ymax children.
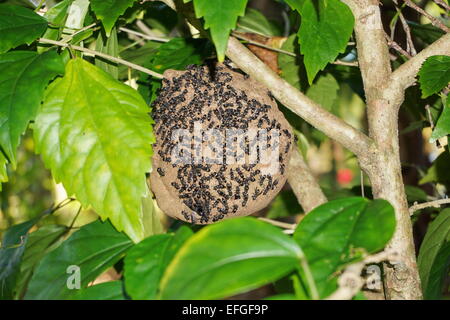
<box><xmin>0</xmin><ymin>217</ymin><xmax>39</xmax><ymax>299</ymax></box>
<box><xmin>190</xmin><ymin>0</ymin><xmax>248</xmax><ymax>61</ymax></box>
<box><xmin>34</xmin><ymin>58</ymin><xmax>155</xmax><ymax>242</ymax></box>
<box><xmin>124</xmin><ymin>226</ymin><xmax>193</xmax><ymax>300</ymax></box>
<box><xmin>0</xmin><ymin>4</ymin><xmax>47</xmax><ymax>53</ymax></box>
<box><xmin>430</xmin><ymin>96</ymin><xmax>450</xmax><ymax>142</ymax></box>
<box><xmin>25</xmin><ymin>220</ymin><xmax>133</xmax><ymax>300</ymax></box>
<box><xmin>90</xmin><ymin>0</ymin><xmax>138</xmax><ymax>36</ymax></box>
<box><xmin>15</xmin><ymin>224</ymin><xmax>68</xmax><ymax>299</ymax></box>
<box><xmin>418</xmin><ymin>55</ymin><xmax>450</xmax><ymax>98</ymax></box>
<box><xmin>287</xmin><ymin>0</ymin><xmax>354</xmax><ymax>83</ymax></box>
<box><xmin>0</xmin><ymin>50</ymin><xmax>64</xmax><ymax>167</ymax></box>
<box><xmin>418</xmin><ymin>209</ymin><xmax>450</xmax><ymax>299</ymax></box>
<box><xmin>159</xmin><ymin>217</ymin><xmax>302</xmax><ymax>299</ymax></box>
<box><xmin>294</xmin><ymin>197</ymin><xmax>396</xmax><ymax>297</ymax></box>
<box><xmin>70</xmin><ymin>281</ymin><xmax>125</xmax><ymax>300</ymax></box>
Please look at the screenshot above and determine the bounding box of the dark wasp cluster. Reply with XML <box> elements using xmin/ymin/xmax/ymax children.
<box><xmin>150</xmin><ymin>64</ymin><xmax>294</xmax><ymax>224</ymax></box>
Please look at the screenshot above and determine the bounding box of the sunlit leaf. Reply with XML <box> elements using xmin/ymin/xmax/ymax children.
<box><xmin>34</xmin><ymin>58</ymin><xmax>155</xmax><ymax>242</ymax></box>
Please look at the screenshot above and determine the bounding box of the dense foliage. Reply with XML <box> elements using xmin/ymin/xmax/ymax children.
<box><xmin>0</xmin><ymin>0</ymin><xmax>449</xmax><ymax>300</ymax></box>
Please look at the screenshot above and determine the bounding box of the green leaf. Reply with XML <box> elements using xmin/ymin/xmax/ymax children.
<box><xmin>237</xmin><ymin>8</ymin><xmax>281</xmax><ymax>36</ymax></box>
<box><xmin>0</xmin><ymin>4</ymin><xmax>47</xmax><ymax>53</ymax></box>
<box><xmin>418</xmin><ymin>209</ymin><xmax>450</xmax><ymax>299</ymax></box>
<box><xmin>192</xmin><ymin>0</ymin><xmax>249</xmax><ymax>61</ymax></box>
<box><xmin>288</xmin><ymin>0</ymin><xmax>354</xmax><ymax>83</ymax></box>
<box><xmin>95</xmin><ymin>28</ymin><xmax>119</xmax><ymax>79</ymax></box>
<box><xmin>149</xmin><ymin>38</ymin><xmax>212</xmax><ymax>73</ymax></box>
<box><xmin>430</xmin><ymin>97</ymin><xmax>450</xmax><ymax>142</ymax></box>
<box><xmin>0</xmin><ymin>151</ymin><xmax>8</xmax><ymax>190</ymax></box>
<box><xmin>306</xmin><ymin>73</ymin><xmax>340</xmax><ymax>112</ymax></box>
<box><xmin>34</xmin><ymin>58</ymin><xmax>155</xmax><ymax>243</ymax></box>
<box><xmin>124</xmin><ymin>226</ymin><xmax>193</xmax><ymax>300</ymax></box>
<box><xmin>278</xmin><ymin>34</ymin><xmax>306</xmax><ymax>91</ymax></box>
<box><xmin>25</xmin><ymin>220</ymin><xmax>133</xmax><ymax>300</ymax></box>
<box><xmin>404</xmin><ymin>185</ymin><xmax>428</xmax><ymax>203</ymax></box>
<box><xmin>90</xmin><ymin>0</ymin><xmax>137</xmax><ymax>36</ymax></box>
<box><xmin>64</xmin><ymin>0</ymin><xmax>89</xmax><ymax>30</ymax></box>
<box><xmin>70</xmin><ymin>281</ymin><xmax>125</xmax><ymax>300</ymax></box>
<box><xmin>418</xmin><ymin>55</ymin><xmax>450</xmax><ymax>98</ymax></box>
<box><xmin>420</xmin><ymin>151</ymin><xmax>450</xmax><ymax>186</ymax></box>
<box><xmin>294</xmin><ymin>197</ymin><xmax>396</xmax><ymax>297</ymax></box>
<box><xmin>119</xmin><ymin>41</ymin><xmax>161</xmax><ymax>79</ymax></box>
<box><xmin>15</xmin><ymin>224</ymin><xmax>68</xmax><ymax>299</ymax></box>
<box><xmin>159</xmin><ymin>217</ymin><xmax>302</xmax><ymax>299</ymax></box>
<box><xmin>0</xmin><ymin>217</ymin><xmax>39</xmax><ymax>299</ymax></box>
<box><xmin>39</xmin><ymin>0</ymin><xmax>71</xmax><ymax>48</ymax></box>
<box><xmin>0</xmin><ymin>50</ymin><xmax>64</xmax><ymax>167</ymax></box>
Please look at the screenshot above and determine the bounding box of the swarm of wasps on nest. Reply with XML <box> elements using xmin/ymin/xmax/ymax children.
<box><xmin>150</xmin><ymin>62</ymin><xmax>294</xmax><ymax>224</ymax></box>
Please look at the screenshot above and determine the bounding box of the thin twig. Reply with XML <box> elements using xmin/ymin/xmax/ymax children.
<box><xmin>394</xmin><ymin>3</ymin><xmax>417</xmax><ymax>55</ymax></box>
<box><xmin>404</xmin><ymin>0</ymin><xmax>450</xmax><ymax>33</ymax></box>
<box><xmin>232</xmin><ymin>32</ymin><xmax>296</xmax><ymax>56</ymax></box>
<box><xmin>385</xmin><ymin>32</ymin><xmax>412</xmax><ymax>58</ymax></box>
<box><xmin>333</xmin><ymin>60</ymin><xmax>359</xmax><ymax>67</ymax></box>
<box><xmin>119</xmin><ymin>27</ymin><xmax>170</xmax><ymax>42</ymax></box>
<box><xmin>409</xmin><ymin>198</ymin><xmax>450</xmax><ymax>215</ymax></box>
<box><xmin>62</xmin><ymin>22</ymin><xmax>97</xmax><ymax>43</ymax></box>
<box><xmin>38</xmin><ymin>38</ymin><xmax>164</xmax><ymax>79</ymax></box>
<box><xmin>258</xmin><ymin>217</ymin><xmax>297</xmax><ymax>229</ymax></box>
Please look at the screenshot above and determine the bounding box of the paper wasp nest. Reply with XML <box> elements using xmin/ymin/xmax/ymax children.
<box><xmin>150</xmin><ymin>64</ymin><xmax>294</xmax><ymax>224</ymax></box>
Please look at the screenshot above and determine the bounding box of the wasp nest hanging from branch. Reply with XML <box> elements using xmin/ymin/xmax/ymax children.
<box><xmin>150</xmin><ymin>63</ymin><xmax>294</xmax><ymax>224</ymax></box>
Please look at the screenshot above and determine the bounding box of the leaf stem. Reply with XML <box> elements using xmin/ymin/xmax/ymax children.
<box><xmin>298</xmin><ymin>251</ymin><xmax>320</xmax><ymax>300</ymax></box>
<box><xmin>38</xmin><ymin>38</ymin><xmax>164</xmax><ymax>79</ymax></box>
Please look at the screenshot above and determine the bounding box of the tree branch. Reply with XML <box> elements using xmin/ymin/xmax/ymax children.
<box><xmin>409</xmin><ymin>198</ymin><xmax>450</xmax><ymax>215</ymax></box>
<box><xmin>287</xmin><ymin>148</ymin><xmax>327</xmax><ymax>213</ymax></box>
<box><xmin>225</xmin><ymin>37</ymin><xmax>374</xmax><ymax>158</ymax></box>
<box><xmin>38</xmin><ymin>38</ymin><xmax>164</xmax><ymax>79</ymax></box>
<box><xmin>342</xmin><ymin>0</ymin><xmax>392</xmax><ymax>102</ymax></box>
<box><xmin>389</xmin><ymin>33</ymin><xmax>450</xmax><ymax>92</ymax></box>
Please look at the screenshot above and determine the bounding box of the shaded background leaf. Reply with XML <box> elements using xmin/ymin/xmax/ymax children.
<box><xmin>418</xmin><ymin>209</ymin><xmax>450</xmax><ymax>299</ymax></box>
<box><xmin>25</xmin><ymin>220</ymin><xmax>133</xmax><ymax>299</ymax></box>
<box><xmin>0</xmin><ymin>4</ymin><xmax>47</xmax><ymax>53</ymax></box>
